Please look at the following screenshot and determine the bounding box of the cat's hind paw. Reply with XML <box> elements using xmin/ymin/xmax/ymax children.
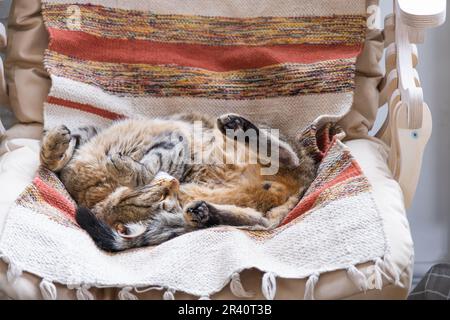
<box><xmin>216</xmin><ymin>113</ymin><xmax>258</xmax><ymax>136</ymax></box>
<box><xmin>40</xmin><ymin>125</ymin><xmax>75</xmax><ymax>171</ymax></box>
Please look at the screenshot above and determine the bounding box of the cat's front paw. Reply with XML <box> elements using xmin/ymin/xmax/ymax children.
<box><xmin>40</xmin><ymin>125</ymin><xmax>74</xmax><ymax>171</ymax></box>
<box><xmin>184</xmin><ymin>200</ymin><xmax>210</xmax><ymax>228</ymax></box>
<box><xmin>106</xmin><ymin>153</ymin><xmax>136</xmax><ymax>175</ymax></box>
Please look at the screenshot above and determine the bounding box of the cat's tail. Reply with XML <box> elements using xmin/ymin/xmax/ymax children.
<box><xmin>75</xmin><ymin>207</ymin><xmax>125</xmax><ymax>252</ymax></box>
<box><xmin>75</xmin><ymin>207</ymin><xmax>189</xmax><ymax>252</ymax></box>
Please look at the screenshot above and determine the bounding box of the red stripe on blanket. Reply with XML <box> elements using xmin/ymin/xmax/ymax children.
<box><xmin>33</xmin><ymin>176</ymin><xmax>76</xmax><ymax>221</ymax></box>
<box><xmin>47</xmin><ymin>96</ymin><xmax>126</xmax><ymax>121</ymax></box>
<box><xmin>47</xmin><ymin>28</ymin><xmax>362</xmax><ymax>72</ymax></box>
<box><xmin>280</xmin><ymin>159</ymin><xmax>362</xmax><ymax>226</ymax></box>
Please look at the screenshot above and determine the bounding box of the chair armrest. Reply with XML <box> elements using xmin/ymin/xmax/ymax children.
<box><xmin>377</xmin><ymin>0</ymin><xmax>446</xmax><ymax>207</ymax></box>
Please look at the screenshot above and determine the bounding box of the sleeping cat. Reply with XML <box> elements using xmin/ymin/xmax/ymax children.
<box><xmin>40</xmin><ymin>113</ymin><xmax>316</xmax><ymax>252</ymax></box>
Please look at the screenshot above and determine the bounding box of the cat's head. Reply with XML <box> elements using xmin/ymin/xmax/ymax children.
<box><xmin>93</xmin><ymin>173</ymin><xmax>182</xmax><ymax>234</ymax></box>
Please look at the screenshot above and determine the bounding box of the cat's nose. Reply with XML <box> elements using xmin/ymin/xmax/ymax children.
<box><xmin>154</xmin><ymin>172</ymin><xmax>179</xmax><ymax>190</ymax></box>
<box><xmin>167</xmin><ymin>177</ymin><xmax>179</xmax><ymax>192</ymax></box>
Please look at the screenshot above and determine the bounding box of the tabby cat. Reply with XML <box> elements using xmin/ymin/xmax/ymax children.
<box><xmin>40</xmin><ymin>113</ymin><xmax>316</xmax><ymax>252</ymax></box>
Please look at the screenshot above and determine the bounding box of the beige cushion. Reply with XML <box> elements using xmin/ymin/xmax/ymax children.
<box><xmin>337</xmin><ymin>0</ymin><xmax>384</xmax><ymax>140</ymax></box>
<box><xmin>3</xmin><ymin>0</ymin><xmax>382</xmax><ymax>141</ymax></box>
<box><xmin>4</xmin><ymin>0</ymin><xmax>50</xmax><ymax>124</ymax></box>
<box><xmin>0</xmin><ymin>137</ymin><xmax>413</xmax><ymax>299</ymax></box>
<box><xmin>338</xmin><ymin>28</ymin><xmax>384</xmax><ymax>140</ymax></box>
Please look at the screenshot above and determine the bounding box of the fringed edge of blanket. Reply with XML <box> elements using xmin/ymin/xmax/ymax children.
<box><xmin>0</xmin><ymin>249</ymin><xmax>407</xmax><ymax>300</ymax></box>
<box><xmin>0</xmin><ymin>121</ymin><xmax>406</xmax><ymax>300</ymax></box>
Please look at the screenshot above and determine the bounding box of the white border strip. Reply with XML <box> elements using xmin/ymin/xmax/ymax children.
<box><xmin>47</xmin><ymin>76</ymin><xmax>354</xmax><ymax>137</ymax></box>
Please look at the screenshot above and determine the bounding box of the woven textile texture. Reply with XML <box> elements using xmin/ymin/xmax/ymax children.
<box><xmin>0</xmin><ymin>0</ymin><xmax>399</xmax><ymax>299</ymax></box>
<box><xmin>41</xmin><ymin>0</ymin><xmax>366</xmax><ymax>138</ymax></box>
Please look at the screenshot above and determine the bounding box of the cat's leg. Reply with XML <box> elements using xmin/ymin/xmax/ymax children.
<box><xmin>106</xmin><ymin>138</ymin><xmax>187</xmax><ymax>188</ymax></box>
<box><xmin>181</xmin><ymin>179</ymin><xmax>291</xmax><ymax>214</ymax></box>
<box><xmin>40</xmin><ymin>125</ymin><xmax>74</xmax><ymax>171</ymax></box>
<box><xmin>139</xmin><ymin>131</ymin><xmax>188</xmax><ymax>181</ymax></box>
<box><xmin>216</xmin><ymin>113</ymin><xmax>300</xmax><ymax>169</ymax></box>
<box><xmin>105</xmin><ymin>152</ymin><xmax>156</xmax><ymax>186</ymax></box>
<box><xmin>264</xmin><ymin>194</ymin><xmax>302</xmax><ymax>227</ymax></box>
<box><xmin>184</xmin><ymin>196</ymin><xmax>302</xmax><ymax>230</ymax></box>
<box><xmin>183</xmin><ymin>200</ymin><xmax>269</xmax><ymax>229</ymax></box>
<box><xmin>40</xmin><ymin>125</ymin><xmax>99</xmax><ymax>172</ymax></box>
<box><xmin>70</xmin><ymin>125</ymin><xmax>99</xmax><ymax>146</ymax></box>
<box><xmin>168</xmin><ymin>113</ymin><xmax>215</xmax><ymax>129</ymax></box>
<box><xmin>182</xmin><ymin>181</ymin><xmax>304</xmax><ymax>229</ymax></box>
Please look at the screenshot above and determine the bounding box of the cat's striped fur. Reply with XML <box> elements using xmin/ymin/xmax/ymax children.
<box><xmin>40</xmin><ymin>113</ymin><xmax>316</xmax><ymax>251</ymax></box>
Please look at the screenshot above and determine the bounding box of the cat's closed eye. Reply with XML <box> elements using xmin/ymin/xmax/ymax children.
<box><xmin>160</xmin><ymin>189</ymin><xmax>170</xmax><ymax>201</ymax></box>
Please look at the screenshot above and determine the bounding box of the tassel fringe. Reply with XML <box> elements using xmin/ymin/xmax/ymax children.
<box><xmin>304</xmin><ymin>273</ymin><xmax>319</xmax><ymax>300</ymax></box>
<box><xmin>76</xmin><ymin>285</ymin><xmax>95</xmax><ymax>300</ymax></box>
<box><xmin>368</xmin><ymin>257</ymin><xmax>403</xmax><ymax>291</ymax></box>
<box><xmin>0</xmin><ymin>253</ymin><xmax>23</xmax><ymax>284</ymax></box>
<box><xmin>1</xmin><ymin>248</ymin><xmax>405</xmax><ymax>300</ymax></box>
<box><xmin>347</xmin><ymin>265</ymin><xmax>368</xmax><ymax>292</ymax></box>
<box><xmin>373</xmin><ymin>258</ymin><xmax>388</xmax><ymax>290</ymax></box>
<box><xmin>39</xmin><ymin>279</ymin><xmax>57</xmax><ymax>300</ymax></box>
<box><xmin>6</xmin><ymin>261</ymin><xmax>22</xmax><ymax>284</ymax></box>
<box><xmin>118</xmin><ymin>287</ymin><xmax>139</xmax><ymax>300</ymax></box>
<box><xmin>261</xmin><ymin>272</ymin><xmax>276</xmax><ymax>300</ymax></box>
<box><xmin>230</xmin><ymin>272</ymin><xmax>254</xmax><ymax>298</ymax></box>
<box><xmin>163</xmin><ymin>288</ymin><xmax>175</xmax><ymax>300</ymax></box>
<box><xmin>383</xmin><ymin>257</ymin><xmax>404</xmax><ymax>288</ymax></box>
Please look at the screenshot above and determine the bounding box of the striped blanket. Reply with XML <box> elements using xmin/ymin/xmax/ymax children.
<box><xmin>0</xmin><ymin>0</ymin><xmax>397</xmax><ymax>299</ymax></box>
<box><xmin>41</xmin><ymin>0</ymin><xmax>366</xmax><ymax>138</ymax></box>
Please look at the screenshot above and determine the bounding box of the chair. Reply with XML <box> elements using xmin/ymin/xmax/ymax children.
<box><xmin>0</xmin><ymin>0</ymin><xmax>446</xmax><ymax>299</ymax></box>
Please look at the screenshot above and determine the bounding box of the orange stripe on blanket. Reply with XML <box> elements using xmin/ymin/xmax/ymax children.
<box><xmin>47</xmin><ymin>28</ymin><xmax>362</xmax><ymax>72</ymax></box>
<box><xmin>280</xmin><ymin>160</ymin><xmax>362</xmax><ymax>226</ymax></box>
<box><xmin>33</xmin><ymin>176</ymin><xmax>76</xmax><ymax>221</ymax></box>
<box><xmin>47</xmin><ymin>96</ymin><xmax>126</xmax><ymax>121</ymax></box>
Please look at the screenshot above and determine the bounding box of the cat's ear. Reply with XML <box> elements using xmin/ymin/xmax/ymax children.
<box><xmin>277</xmin><ymin>140</ymin><xmax>300</xmax><ymax>169</ymax></box>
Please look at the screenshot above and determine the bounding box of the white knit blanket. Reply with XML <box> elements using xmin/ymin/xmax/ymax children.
<box><xmin>0</xmin><ymin>126</ymin><xmax>397</xmax><ymax>299</ymax></box>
